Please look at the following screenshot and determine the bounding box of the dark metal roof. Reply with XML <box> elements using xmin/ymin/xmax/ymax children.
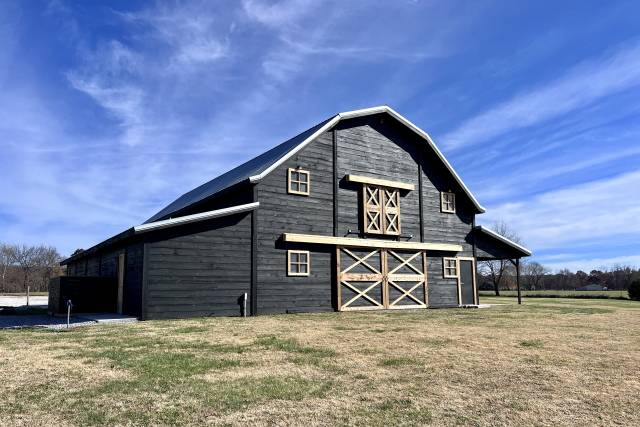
<box><xmin>145</xmin><ymin>118</ymin><xmax>332</xmax><ymax>223</ymax></box>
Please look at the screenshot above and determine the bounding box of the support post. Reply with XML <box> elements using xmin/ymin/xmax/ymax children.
<box><xmin>515</xmin><ymin>258</ymin><xmax>522</xmax><ymax>305</ymax></box>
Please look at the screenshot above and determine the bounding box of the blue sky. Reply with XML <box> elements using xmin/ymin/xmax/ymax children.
<box><xmin>1</xmin><ymin>0</ymin><xmax>639</xmax><ymax>272</ymax></box>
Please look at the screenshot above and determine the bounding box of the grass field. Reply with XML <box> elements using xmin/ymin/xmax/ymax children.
<box><xmin>1</xmin><ymin>298</ymin><xmax>639</xmax><ymax>426</ymax></box>
<box><xmin>479</xmin><ymin>289</ymin><xmax>629</xmax><ymax>299</ymax></box>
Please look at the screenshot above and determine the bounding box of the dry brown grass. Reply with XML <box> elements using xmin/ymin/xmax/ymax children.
<box><xmin>0</xmin><ymin>297</ymin><xmax>639</xmax><ymax>426</ymax></box>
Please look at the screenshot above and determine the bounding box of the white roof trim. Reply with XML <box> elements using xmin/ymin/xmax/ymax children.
<box><xmin>248</xmin><ymin>105</ymin><xmax>486</xmax><ymax>213</ymax></box>
<box><xmin>249</xmin><ymin>115</ymin><xmax>341</xmax><ymax>184</ymax></box>
<box><xmin>134</xmin><ymin>202</ymin><xmax>259</xmax><ymax>234</ymax></box>
<box><xmin>476</xmin><ymin>225</ymin><xmax>532</xmax><ymax>256</ymax></box>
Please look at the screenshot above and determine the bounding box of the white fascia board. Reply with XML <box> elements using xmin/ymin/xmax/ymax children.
<box><xmin>249</xmin><ymin>115</ymin><xmax>341</xmax><ymax>183</ymax></box>
<box><xmin>381</xmin><ymin>106</ymin><xmax>486</xmax><ymax>213</ymax></box>
<box><xmin>134</xmin><ymin>202</ymin><xmax>259</xmax><ymax>234</ymax></box>
<box><xmin>477</xmin><ymin>225</ymin><xmax>532</xmax><ymax>256</ymax></box>
<box><xmin>247</xmin><ymin>105</ymin><xmax>486</xmax><ymax>213</ymax></box>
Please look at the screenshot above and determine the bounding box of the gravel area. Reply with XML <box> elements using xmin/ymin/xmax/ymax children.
<box><xmin>0</xmin><ymin>314</ymin><xmax>137</xmax><ymax>329</ymax></box>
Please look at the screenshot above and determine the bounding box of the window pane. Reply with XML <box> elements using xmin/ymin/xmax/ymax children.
<box><xmin>300</xmin><ymin>264</ymin><xmax>307</xmax><ymax>273</ymax></box>
<box><xmin>291</xmin><ymin>253</ymin><xmax>299</xmax><ymax>263</ymax></box>
<box><xmin>292</xmin><ymin>182</ymin><xmax>300</xmax><ymax>191</ymax></box>
<box><xmin>299</xmin><ymin>183</ymin><xmax>308</xmax><ymax>193</ymax></box>
<box><xmin>299</xmin><ymin>253</ymin><xmax>307</xmax><ymax>263</ymax></box>
<box><xmin>291</xmin><ymin>172</ymin><xmax>299</xmax><ymax>181</ymax></box>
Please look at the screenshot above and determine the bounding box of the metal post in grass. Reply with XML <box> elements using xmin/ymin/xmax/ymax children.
<box><xmin>67</xmin><ymin>299</ymin><xmax>72</xmax><ymax>329</ymax></box>
<box><xmin>243</xmin><ymin>292</ymin><xmax>248</xmax><ymax>318</ymax></box>
<box><xmin>26</xmin><ymin>286</ymin><xmax>30</xmax><ymax>307</ymax></box>
<box><xmin>516</xmin><ymin>258</ymin><xmax>522</xmax><ymax>305</ymax></box>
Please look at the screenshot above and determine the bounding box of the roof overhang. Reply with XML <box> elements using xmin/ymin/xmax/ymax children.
<box><xmin>249</xmin><ymin>105</ymin><xmax>486</xmax><ymax>213</ymax></box>
<box><xmin>61</xmin><ymin>202</ymin><xmax>259</xmax><ymax>265</ymax></box>
<box><xmin>475</xmin><ymin>225</ymin><xmax>532</xmax><ymax>257</ymax></box>
<box><xmin>134</xmin><ymin>202</ymin><xmax>259</xmax><ymax>234</ymax></box>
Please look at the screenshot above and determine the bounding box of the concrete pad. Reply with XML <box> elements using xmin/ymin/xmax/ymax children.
<box><xmin>76</xmin><ymin>313</ymin><xmax>138</xmax><ymax>324</ymax></box>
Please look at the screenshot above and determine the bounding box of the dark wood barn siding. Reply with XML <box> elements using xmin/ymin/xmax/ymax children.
<box><xmin>143</xmin><ymin>212</ymin><xmax>252</xmax><ymax>319</ymax></box>
<box><xmin>123</xmin><ymin>242</ymin><xmax>144</xmax><ymax>317</ymax></box>
<box><xmin>256</xmin><ymin>132</ymin><xmax>334</xmax><ymax>314</ymax></box>
<box><xmin>86</xmin><ymin>256</ymin><xmax>100</xmax><ymax>276</ymax></box>
<box><xmin>335</xmin><ymin>116</ymin><xmax>421</xmax><ymax>239</ymax></box>
<box><xmin>421</xmin><ymin>153</ymin><xmax>475</xmax><ymax>258</ymax></box>
<box><xmin>427</xmin><ymin>253</ymin><xmax>459</xmax><ymax>307</ymax></box>
<box><xmin>99</xmin><ymin>249</ymin><xmax>119</xmax><ymax>278</ymax></box>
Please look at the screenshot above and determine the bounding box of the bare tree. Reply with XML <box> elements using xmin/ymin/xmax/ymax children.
<box><xmin>479</xmin><ymin>220</ymin><xmax>523</xmax><ymax>296</ymax></box>
<box><xmin>35</xmin><ymin>246</ymin><xmax>63</xmax><ymax>291</ymax></box>
<box><xmin>0</xmin><ymin>243</ymin><xmax>18</xmax><ymax>293</ymax></box>
<box><xmin>522</xmin><ymin>261</ymin><xmax>549</xmax><ymax>290</ymax></box>
<box><xmin>13</xmin><ymin>245</ymin><xmax>39</xmax><ymax>292</ymax></box>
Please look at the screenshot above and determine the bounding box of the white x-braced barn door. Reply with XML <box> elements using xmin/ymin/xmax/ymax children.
<box><xmin>336</xmin><ymin>247</ymin><xmax>427</xmax><ymax>311</ymax></box>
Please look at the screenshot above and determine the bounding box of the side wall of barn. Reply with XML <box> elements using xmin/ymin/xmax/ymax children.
<box><xmin>142</xmin><ymin>212</ymin><xmax>252</xmax><ymax>319</ymax></box>
<box><xmin>64</xmin><ymin>240</ymin><xmax>144</xmax><ymax>317</ymax></box>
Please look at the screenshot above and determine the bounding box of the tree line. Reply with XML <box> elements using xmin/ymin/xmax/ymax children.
<box><xmin>478</xmin><ymin>261</ymin><xmax>640</xmax><ymax>294</ymax></box>
<box><xmin>0</xmin><ymin>243</ymin><xmax>64</xmax><ymax>293</ymax></box>
<box><xmin>477</xmin><ymin>221</ymin><xmax>640</xmax><ymax>295</ymax></box>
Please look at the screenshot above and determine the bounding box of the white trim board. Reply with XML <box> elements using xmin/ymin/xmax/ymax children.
<box><xmin>134</xmin><ymin>202</ymin><xmax>259</xmax><ymax>234</ymax></box>
<box><xmin>249</xmin><ymin>105</ymin><xmax>486</xmax><ymax>213</ymax></box>
<box><xmin>475</xmin><ymin>225</ymin><xmax>532</xmax><ymax>256</ymax></box>
<box><xmin>282</xmin><ymin>233</ymin><xmax>462</xmax><ymax>252</ymax></box>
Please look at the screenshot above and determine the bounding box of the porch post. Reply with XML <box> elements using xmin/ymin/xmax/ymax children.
<box><xmin>515</xmin><ymin>258</ymin><xmax>522</xmax><ymax>305</ymax></box>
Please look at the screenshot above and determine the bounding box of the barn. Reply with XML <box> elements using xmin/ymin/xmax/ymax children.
<box><xmin>60</xmin><ymin>106</ymin><xmax>531</xmax><ymax>319</ymax></box>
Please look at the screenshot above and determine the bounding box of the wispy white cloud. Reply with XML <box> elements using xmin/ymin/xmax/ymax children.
<box><xmin>242</xmin><ymin>0</ymin><xmax>318</xmax><ymax>28</ymax></box>
<box><xmin>242</xmin><ymin>0</ymin><xmax>455</xmax><ymax>82</ymax></box>
<box><xmin>442</xmin><ymin>40</ymin><xmax>640</xmax><ymax>149</ymax></box>
<box><xmin>118</xmin><ymin>3</ymin><xmax>231</xmax><ymax>67</ymax></box>
<box><xmin>480</xmin><ymin>170</ymin><xmax>640</xmax><ymax>253</ymax></box>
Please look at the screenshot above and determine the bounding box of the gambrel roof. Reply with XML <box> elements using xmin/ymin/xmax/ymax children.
<box><xmin>146</xmin><ymin>106</ymin><xmax>486</xmax><ymax>223</ymax></box>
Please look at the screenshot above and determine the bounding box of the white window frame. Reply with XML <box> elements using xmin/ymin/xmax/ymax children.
<box><xmin>288</xmin><ymin>168</ymin><xmax>310</xmax><ymax>196</ymax></box>
<box><xmin>287</xmin><ymin>250</ymin><xmax>310</xmax><ymax>276</ymax></box>
<box><xmin>443</xmin><ymin>257</ymin><xmax>458</xmax><ymax>278</ymax></box>
<box><xmin>441</xmin><ymin>191</ymin><xmax>456</xmax><ymax>213</ymax></box>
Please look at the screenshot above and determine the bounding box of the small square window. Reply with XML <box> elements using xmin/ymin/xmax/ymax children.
<box><xmin>443</xmin><ymin>257</ymin><xmax>458</xmax><ymax>278</ymax></box>
<box><xmin>288</xmin><ymin>250</ymin><xmax>310</xmax><ymax>276</ymax></box>
<box><xmin>288</xmin><ymin>168</ymin><xmax>310</xmax><ymax>196</ymax></box>
<box><xmin>441</xmin><ymin>191</ymin><xmax>456</xmax><ymax>213</ymax></box>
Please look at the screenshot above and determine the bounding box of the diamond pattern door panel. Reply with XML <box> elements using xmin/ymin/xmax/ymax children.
<box><xmin>337</xmin><ymin>247</ymin><xmax>427</xmax><ymax>311</ymax></box>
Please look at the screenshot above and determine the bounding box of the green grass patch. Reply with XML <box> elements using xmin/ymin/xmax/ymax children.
<box><xmin>255</xmin><ymin>335</ymin><xmax>336</xmax><ymax>358</ymax></box>
<box><xmin>421</xmin><ymin>337</ymin><xmax>452</xmax><ymax>348</ymax></box>
<box><xmin>355</xmin><ymin>398</ymin><xmax>433</xmax><ymax>426</ymax></box>
<box><xmin>520</xmin><ymin>339</ymin><xmax>544</xmax><ymax>348</ymax></box>
<box><xmin>480</xmin><ymin>290</ymin><xmax>629</xmax><ymax>299</ymax></box>
<box><xmin>173</xmin><ymin>326</ymin><xmax>209</xmax><ymax>333</ymax></box>
<box><xmin>379</xmin><ymin>357</ymin><xmax>419</xmax><ymax>367</ymax></box>
<box><xmin>333</xmin><ymin>325</ymin><xmax>360</xmax><ymax>331</ymax></box>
